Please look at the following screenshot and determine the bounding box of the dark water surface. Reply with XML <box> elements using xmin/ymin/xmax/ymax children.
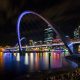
<box><xmin>0</xmin><ymin>51</ymin><xmax>78</xmax><ymax>80</ymax></box>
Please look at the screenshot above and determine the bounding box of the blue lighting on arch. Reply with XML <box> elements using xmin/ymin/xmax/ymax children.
<box><xmin>17</xmin><ymin>11</ymin><xmax>31</xmax><ymax>51</ymax></box>
<box><xmin>15</xmin><ymin>37</ymin><xmax>26</xmax><ymax>47</ymax></box>
<box><xmin>68</xmin><ymin>43</ymin><xmax>74</xmax><ymax>53</ymax></box>
<box><xmin>17</xmin><ymin>10</ymin><xmax>59</xmax><ymax>52</ymax></box>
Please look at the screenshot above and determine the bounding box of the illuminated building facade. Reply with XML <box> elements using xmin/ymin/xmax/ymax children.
<box><xmin>74</xmin><ymin>26</ymin><xmax>80</xmax><ymax>39</ymax></box>
<box><xmin>29</xmin><ymin>40</ymin><xmax>34</xmax><ymax>46</ymax></box>
<box><xmin>44</xmin><ymin>28</ymin><xmax>55</xmax><ymax>43</ymax></box>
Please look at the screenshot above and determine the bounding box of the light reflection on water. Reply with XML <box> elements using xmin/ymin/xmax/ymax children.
<box><xmin>24</xmin><ymin>53</ymin><xmax>29</xmax><ymax>65</ymax></box>
<box><xmin>29</xmin><ymin>53</ymin><xmax>34</xmax><ymax>71</ymax></box>
<box><xmin>0</xmin><ymin>51</ymin><xmax>78</xmax><ymax>73</ymax></box>
<box><xmin>34</xmin><ymin>53</ymin><xmax>39</xmax><ymax>70</ymax></box>
<box><xmin>16</xmin><ymin>53</ymin><xmax>20</xmax><ymax>61</ymax></box>
<box><xmin>0</xmin><ymin>52</ymin><xmax>4</xmax><ymax>71</ymax></box>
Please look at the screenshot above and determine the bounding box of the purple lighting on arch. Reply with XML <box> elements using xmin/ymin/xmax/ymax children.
<box><xmin>17</xmin><ymin>11</ymin><xmax>31</xmax><ymax>51</ymax></box>
<box><xmin>17</xmin><ymin>10</ymin><xmax>59</xmax><ymax>52</ymax></box>
<box><xmin>15</xmin><ymin>37</ymin><xmax>26</xmax><ymax>47</ymax></box>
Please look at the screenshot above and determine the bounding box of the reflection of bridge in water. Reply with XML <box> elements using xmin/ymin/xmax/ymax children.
<box><xmin>1</xmin><ymin>50</ymin><xmax>78</xmax><ymax>72</ymax></box>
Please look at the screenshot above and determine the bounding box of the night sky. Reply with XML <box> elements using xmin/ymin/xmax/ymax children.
<box><xmin>0</xmin><ymin>0</ymin><xmax>80</xmax><ymax>46</ymax></box>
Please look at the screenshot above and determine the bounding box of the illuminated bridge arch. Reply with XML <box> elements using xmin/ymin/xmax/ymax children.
<box><xmin>15</xmin><ymin>37</ymin><xmax>26</xmax><ymax>47</ymax></box>
<box><xmin>17</xmin><ymin>10</ymin><xmax>73</xmax><ymax>54</ymax></box>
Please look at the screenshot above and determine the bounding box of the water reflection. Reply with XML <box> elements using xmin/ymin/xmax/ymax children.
<box><xmin>23</xmin><ymin>51</ymin><xmax>69</xmax><ymax>70</ymax></box>
<box><xmin>0</xmin><ymin>52</ymin><xmax>4</xmax><ymax>71</ymax></box>
<box><xmin>24</xmin><ymin>53</ymin><xmax>29</xmax><ymax>65</ymax></box>
<box><xmin>29</xmin><ymin>53</ymin><xmax>34</xmax><ymax>71</ymax></box>
<box><xmin>25</xmin><ymin>51</ymin><xmax>68</xmax><ymax>70</ymax></box>
<box><xmin>43</xmin><ymin>52</ymin><xmax>49</xmax><ymax>69</ymax></box>
<box><xmin>34</xmin><ymin>53</ymin><xmax>39</xmax><ymax>70</ymax></box>
<box><xmin>0</xmin><ymin>50</ymin><xmax>77</xmax><ymax>73</ymax></box>
<box><xmin>16</xmin><ymin>53</ymin><xmax>20</xmax><ymax>61</ymax></box>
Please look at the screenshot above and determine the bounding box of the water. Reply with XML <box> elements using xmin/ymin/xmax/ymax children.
<box><xmin>0</xmin><ymin>51</ymin><xmax>78</xmax><ymax>79</ymax></box>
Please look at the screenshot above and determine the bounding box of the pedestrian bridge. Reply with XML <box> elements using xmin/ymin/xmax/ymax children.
<box><xmin>4</xmin><ymin>41</ymin><xmax>80</xmax><ymax>53</ymax></box>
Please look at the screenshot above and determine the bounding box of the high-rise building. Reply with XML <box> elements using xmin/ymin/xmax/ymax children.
<box><xmin>29</xmin><ymin>40</ymin><xmax>34</xmax><ymax>46</ymax></box>
<box><xmin>74</xmin><ymin>26</ymin><xmax>80</xmax><ymax>39</ymax></box>
<box><xmin>44</xmin><ymin>28</ymin><xmax>55</xmax><ymax>43</ymax></box>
